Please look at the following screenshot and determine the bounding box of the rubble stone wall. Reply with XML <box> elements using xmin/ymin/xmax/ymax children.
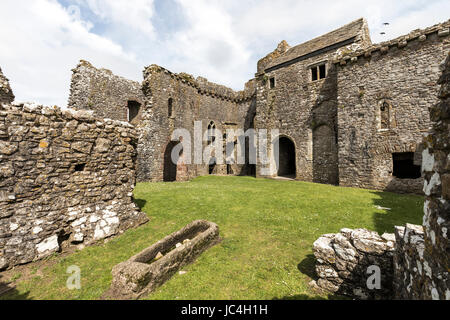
<box><xmin>68</xmin><ymin>60</ymin><xmax>145</xmax><ymax>124</ymax></box>
<box><xmin>0</xmin><ymin>67</ymin><xmax>14</xmax><ymax>105</ymax></box>
<box><xmin>393</xmin><ymin>52</ymin><xmax>450</xmax><ymax>300</ymax></box>
<box><xmin>254</xmin><ymin>19</ymin><xmax>371</xmax><ymax>183</ymax></box>
<box><xmin>336</xmin><ymin>22</ymin><xmax>450</xmax><ymax>193</ymax></box>
<box><xmin>393</xmin><ymin>224</ymin><xmax>427</xmax><ymax>299</ymax></box>
<box><xmin>0</xmin><ymin>103</ymin><xmax>148</xmax><ymax>270</ymax></box>
<box><xmin>312</xmin><ymin>52</ymin><xmax>450</xmax><ymax>300</ymax></box>
<box><xmin>137</xmin><ymin>65</ymin><xmax>256</xmax><ymax>182</ymax></box>
<box><xmin>313</xmin><ymin>228</ymin><xmax>396</xmax><ymax>299</ymax></box>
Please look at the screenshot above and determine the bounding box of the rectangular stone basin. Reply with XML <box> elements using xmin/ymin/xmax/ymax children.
<box><xmin>104</xmin><ymin>220</ymin><xmax>220</xmax><ymax>299</ymax></box>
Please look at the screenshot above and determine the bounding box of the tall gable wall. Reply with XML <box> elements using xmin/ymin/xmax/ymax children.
<box><xmin>254</xmin><ymin>19</ymin><xmax>372</xmax><ymax>183</ymax></box>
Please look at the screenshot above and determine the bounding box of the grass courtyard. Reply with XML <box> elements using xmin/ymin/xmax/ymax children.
<box><xmin>0</xmin><ymin>176</ymin><xmax>424</xmax><ymax>300</ymax></box>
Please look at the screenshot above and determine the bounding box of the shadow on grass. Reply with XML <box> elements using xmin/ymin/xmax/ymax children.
<box><xmin>297</xmin><ymin>254</ymin><xmax>318</xmax><ymax>281</ymax></box>
<box><xmin>370</xmin><ymin>188</ymin><xmax>423</xmax><ymax>235</ymax></box>
<box><xmin>0</xmin><ymin>273</ymin><xmax>31</xmax><ymax>300</ymax></box>
<box><xmin>134</xmin><ymin>198</ymin><xmax>147</xmax><ymax>210</ymax></box>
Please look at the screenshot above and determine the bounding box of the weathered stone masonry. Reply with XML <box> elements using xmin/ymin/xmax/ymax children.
<box><xmin>0</xmin><ymin>67</ymin><xmax>14</xmax><ymax>105</ymax></box>
<box><xmin>393</xmin><ymin>52</ymin><xmax>450</xmax><ymax>300</ymax></box>
<box><xmin>0</xmin><ymin>103</ymin><xmax>148</xmax><ymax>270</ymax></box>
<box><xmin>69</xmin><ymin>60</ymin><xmax>145</xmax><ymax>125</ymax></box>
<box><xmin>136</xmin><ymin>65</ymin><xmax>256</xmax><ymax>182</ymax></box>
<box><xmin>336</xmin><ymin>21</ymin><xmax>450</xmax><ymax>194</ymax></box>
<box><xmin>68</xmin><ymin>18</ymin><xmax>450</xmax><ymax>195</ymax></box>
<box><xmin>255</xmin><ymin>18</ymin><xmax>372</xmax><ymax>183</ymax></box>
<box><xmin>313</xmin><ymin>228</ymin><xmax>396</xmax><ymax>299</ymax></box>
<box><xmin>312</xmin><ymin>52</ymin><xmax>450</xmax><ymax>300</ymax></box>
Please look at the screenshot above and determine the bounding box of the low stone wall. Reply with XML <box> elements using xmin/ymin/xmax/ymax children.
<box><xmin>312</xmin><ymin>228</ymin><xmax>395</xmax><ymax>299</ymax></box>
<box><xmin>0</xmin><ymin>103</ymin><xmax>148</xmax><ymax>270</ymax></box>
<box><xmin>0</xmin><ymin>67</ymin><xmax>14</xmax><ymax>104</ymax></box>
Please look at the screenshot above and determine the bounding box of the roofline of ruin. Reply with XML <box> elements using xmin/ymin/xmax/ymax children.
<box><xmin>143</xmin><ymin>64</ymin><xmax>256</xmax><ymax>104</ymax></box>
<box><xmin>334</xmin><ymin>19</ymin><xmax>450</xmax><ymax>66</ymax></box>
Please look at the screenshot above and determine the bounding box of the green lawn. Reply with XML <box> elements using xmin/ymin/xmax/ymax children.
<box><xmin>1</xmin><ymin>176</ymin><xmax>423</xmax><ymax>300</ymax></box>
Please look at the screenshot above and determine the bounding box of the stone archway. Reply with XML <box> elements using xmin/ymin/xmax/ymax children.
<box><xmin>275</xmin><ymin>136</ymin><xmax>296</xmax><ymax>178</ymax></box>
<box><xmin>163</xmin><ymin>141</ymin><xmax>181</xmax><ymax>182</ymax></box>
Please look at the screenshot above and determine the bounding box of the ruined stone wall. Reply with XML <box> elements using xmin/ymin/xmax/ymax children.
<box><xmin>393</xmin><ymin>224</ymin><xmax>427</xmax><ymax>299</ymax></box>
<box><xmin>254</xmin><ymin>18</ymin><xmax>371</xmax><ymax>183</ymax></box>
<box><xmin>68</xmin><ymin>60</ymin><xmax>145</xmax><ymax>124</ymax></box>
<box><xmin>0</xmin><ymin>67</ymin><xmax>14</xmax><ymax>105</ymax></box>
<box><xmin>336</xmin><ymin>21</ymin><xmax>450</xmax><ymax>193</ymax></box>
<box><xmin>394</xmin><ymin>52</ymin><xmax>450</xmax><ymax>300</ymax></box>
<box><xmin>255</xmin><ymin>47</ymin><xmax>354</xmax><ymax>183</ymax></box>
<box><xmin>137</xmin><ymin>65</ymin><xmax>255</xmax><ymax>182</ymax></box>
<box><xmin>312</xmin><ymin>228</ymin><xmax>396</xmax><ymax>299</ymax></box>
<box><xmin>312</xmin><ymin>51</ymin><xmax>450</xmax><ymax>300</ymax></box>
<box><xmin>0</xmin><ymin>103</ymin><xmax>148</xmax><ymax>270</ymax></box>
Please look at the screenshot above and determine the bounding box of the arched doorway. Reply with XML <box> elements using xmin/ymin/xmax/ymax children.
<box><xmin>163</xmin><ymin>141</ymin><xmax>182</xmax><ymax>182</ymax></box>
<box><xmin>275</xmin><ymin>136</ymin><xmax>296</xmax><ymax>178</ymax></box>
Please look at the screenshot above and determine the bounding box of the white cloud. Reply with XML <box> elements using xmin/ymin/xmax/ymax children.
<box><xmin>0</xmin><ymin>0</ymin><xmax>448</xmax><ymax>105</ymax></box>
<box><xmin>77</xmin><ymin>0</ymin><xmax>156</xmax><ymax>38</ymax></box>
<box><xmin>162</xmin><ymin>0</ymin><xmax>252</xmax><ymax>90</ymax></box>
<box><xmin>0</xmin><ymin>0</ymin><xmax>141</xmax><ymax>106</ymax></box>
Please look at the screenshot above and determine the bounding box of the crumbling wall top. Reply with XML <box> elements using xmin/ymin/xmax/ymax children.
<box><xmin>0</xmin><ymin>67</ymin><xmax>14</xmax><ymax>104</ymax></box>
<box><xmin>143</xmin><ymin>64</ymin><xmax>256</xmax><ymax>103</ymax></box>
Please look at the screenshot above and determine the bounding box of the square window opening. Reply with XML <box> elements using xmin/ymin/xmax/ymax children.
<box><xmin>392</xmin><ymin>153</ymin><xmax>421</xmax><ymax>179</ymax></box>
<box><xmin>75</xmin><ymin>163</ymin><xmax>86</xmax><ymax>172</ymax></box>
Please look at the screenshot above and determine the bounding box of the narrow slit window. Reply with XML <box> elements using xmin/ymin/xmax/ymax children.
<box><xmin>380</xmin><ymin>102</ymin><xmax>390</xmax><ymax>129</ymax></box>
<box><xmin>269</xmin><ymin>77</ymin><xmax>275</xmax><ymax>89</ymax></box>
<box><xmin>168</xmin><ymin>98</ymin><xmax>173</xmax><ymax>117</ymax></box>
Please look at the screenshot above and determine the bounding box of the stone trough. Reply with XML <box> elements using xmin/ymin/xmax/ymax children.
<box><xmin>103</xmin><ymin>220</ymin><xmax>220</xmax><ymax>299</ymax></box>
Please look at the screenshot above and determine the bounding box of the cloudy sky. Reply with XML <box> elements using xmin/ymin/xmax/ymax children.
<box><xmin>0</xmin><ymin>0</ymin><xmax>449</xmax><ymax>107</ymax></box>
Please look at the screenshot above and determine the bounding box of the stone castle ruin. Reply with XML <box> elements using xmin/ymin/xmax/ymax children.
<box><xmin>312</xmin><ymin>51</ymin><xmax>450</xmax><ymax>300</ymax></box>
<box><xmin>67</xmin><ymin>18</ymin><xmax>449</xmax><ymax>195</ymax></box>
<box><xmin>0</xmin><ymin>17</ymin><xmax>449</xmax><ymax>299</ymax></box>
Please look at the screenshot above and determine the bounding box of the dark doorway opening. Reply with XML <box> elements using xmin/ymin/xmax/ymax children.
<box><xmin>392</xmin><ymin>152</ymin><xmax>421</xmax><ymax>179</ymax></box>
<box><xmin>227</xmin><ymin>164</ymin><xmax>233</xmax><ymax>175</ymax></box>
<box><xmin>163</xmin><ymin>141</ymin><xmax>182</xmax><ymax>182</ymax></box>
<box><xmin>127</xmin><ymin>100</ymin><xmax>141</xmax><ymax>122</ymax></box>
<box><xmin>275</xmin><ymin>137</ymin><xmax>296</xmax><ymax>177</ymax></box>
<box><xmin>209</xmin><ymin>157</ymin><xmax>216</xmax><ymax>175</ymax></box>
